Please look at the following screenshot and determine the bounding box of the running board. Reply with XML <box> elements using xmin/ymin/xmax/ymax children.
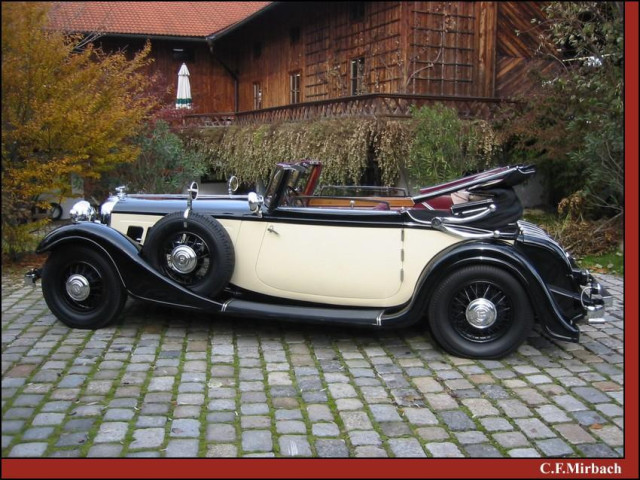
<box><xmin>223</xmin><ymin>299</ymin><xmax>384</xmax><ymax>326</ymax></box>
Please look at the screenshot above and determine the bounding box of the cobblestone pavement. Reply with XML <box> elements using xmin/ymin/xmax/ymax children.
<box><xmin>2</xmin><ymin>272</ymin><xmax>624</xmax><ymax>458</ymax></box>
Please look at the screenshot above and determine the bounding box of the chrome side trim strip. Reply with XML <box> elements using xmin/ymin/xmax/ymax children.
<box><xmin>221</xmin><ymin>299</ymin><xmax>233</xmax><ymax>313</ymax></box>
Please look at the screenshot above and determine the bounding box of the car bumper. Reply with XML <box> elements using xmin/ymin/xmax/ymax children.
<box><xmin>582</xmin><ymin>277</ymin><xmax>613</xmax><ymax>324</ymax></box>
<box><xmin>24</xmin><ymin>268</ymin><xmax>41</xmax><ymax>286</ymax></box>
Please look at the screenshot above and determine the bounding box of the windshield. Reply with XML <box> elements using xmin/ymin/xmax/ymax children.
<box><xmin>287</xmin><ymin>166</ymin><xmax>311</xmax><ymax>193</ymax></box>
<box><xmin>263</xmin><ymin>163</ymin><xmax>316</xmax><ymax>209</ymax></box>
<box><xmin>264</xmin><ymin>167</ymin><xmax>285</xmax><ymax>209</ymax></box>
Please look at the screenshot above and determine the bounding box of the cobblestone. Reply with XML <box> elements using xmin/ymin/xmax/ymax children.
<box><xmin>242</xmin><ymin>430</ymin><xmax>272</xmax><ymax>453</ymax></box>
<box><xmin>165</xmin><ymin>439</ymin><xmax>199</xmax><ymax>457</ymax></box>
<box><xmin>9</xmin><ymin>442</ymin><xmax>49</xmax><ymax>457</ymax></box>
<box><xmin>440</xmin><ymin>410</ymin><xmax>476</xmax><ymax>431</ymax></box>
<box><xmin>279</xmin><ymin>435</ymin><xmax>312</xmax><ymax>456</ymax></box>
<box><xmin>389</xmin><ymin>438</ymin><xmax>427</xmax><ymax>457</ymax></box>
<box><xmin>170</xmin><ymin>419</ymin><xmax>200</xmax><ymax>438</ymax></box>
<box><xmin>315</xmin><ymin>439</ymin><xmax>349</xmax><ymax>457</ymax></box>
<box><xmin>311</xmin><ymin>422</ymin><xmax>340</xmax><ymax>437</ymax></box>
<box><xmin>402</xmin><ymin>407</ymin><xmax>438</xmax><ymax>425</ymax></box>
<box><xmin>130</xmin><ymin>428</ymin><xmax>165</xmax><ymax>449</ymax></box>
<box><xmin>425</xmin><ymin>442</ymin><xmax>464</xmax><ymax>457</ymax></box>
<box><xmin>1</xmin><ymin>272</ymin><xmax>625</xmax><ymax>458</ymax></box>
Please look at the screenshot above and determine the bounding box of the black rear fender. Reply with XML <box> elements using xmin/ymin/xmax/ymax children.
<box><xmin>414</xmin><ymin>241</ymin><xmax>579</xmax><ymax>342</ymax></box>
<box><xmin>36</xmin><ymin>223</ymin><xmax>223</xmax><ymax>311</ymax></box>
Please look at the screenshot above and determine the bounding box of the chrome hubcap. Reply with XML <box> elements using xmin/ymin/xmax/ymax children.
<box><xmin>465</xmin><ymin>298</ymin><xmax>497</xmax><ymax>329</ymax></box>
<box><xmin>169</xmin><ymin>245</ymin><xmax>198</xmax><ymax>274</ymax></box>
<box><xmin>65</xmin><ymin>274</ymin><xmax>91</xmax><ymax>301</ymax></box>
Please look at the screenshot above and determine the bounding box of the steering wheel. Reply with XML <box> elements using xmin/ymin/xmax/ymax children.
<box><xmin>284</xmin><ymin>186</ymin><xmax>306</xmax><ymax>207</ymax></box>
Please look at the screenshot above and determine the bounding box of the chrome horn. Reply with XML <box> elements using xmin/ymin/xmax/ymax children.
<box><xmin>184</xmin><ymin>181</ymin><xmax>199</xmax><ymax>219</ymax></box>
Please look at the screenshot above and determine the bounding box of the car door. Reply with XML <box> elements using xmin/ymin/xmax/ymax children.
<box><xmin>254</xmin><ymin>214</ymin><xmax>404</xmax><ymax>305</ymax></box>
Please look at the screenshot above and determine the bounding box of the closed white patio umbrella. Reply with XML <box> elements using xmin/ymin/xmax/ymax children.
<box><xmin>176</xmin><ymin>63</ymin><xmax>192</xmax><ymax>109</ymax></box>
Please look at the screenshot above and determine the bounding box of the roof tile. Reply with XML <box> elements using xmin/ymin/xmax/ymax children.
<box><xmin>48</xmin><ymin>1</ymin><xmax>271</xmax><ymax>38</ymax></box>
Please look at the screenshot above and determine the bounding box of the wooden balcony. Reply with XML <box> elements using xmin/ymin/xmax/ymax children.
<box><xmin>183</xmin><ymin>93</ymin><xmax>511</xmax><ymax>127</ymax></box>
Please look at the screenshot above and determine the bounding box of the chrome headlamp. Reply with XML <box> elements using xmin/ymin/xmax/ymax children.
<box><xmin>99</xmin><ymin>196</ymin><xmax>119</xmax><ymax>225</ymax></box>
<box><xmin>69</xmin><ymin>200</ymin><xmax>96</xmax><ymax>223</ymax></box>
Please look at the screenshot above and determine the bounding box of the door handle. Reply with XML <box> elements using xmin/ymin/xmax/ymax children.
<box><xmin>267</xmin><ymin>225</ymin><xmax>279</xmax><ymax>235</ymax></box>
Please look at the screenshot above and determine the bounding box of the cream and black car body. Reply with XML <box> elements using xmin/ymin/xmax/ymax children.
<box><xmin>26</xmin><ymin>161</ymin><xmax>611</xmax><ymax>359</ymax></box>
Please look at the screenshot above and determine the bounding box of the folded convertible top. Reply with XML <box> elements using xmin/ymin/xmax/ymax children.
<box><xmin>412</xmin><ymin>165</ymin><xmax>535</xmax><ymax>203</ymax></box>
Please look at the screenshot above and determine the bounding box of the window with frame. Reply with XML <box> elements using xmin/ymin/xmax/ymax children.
<box><xmin>290</xmin><ymin>71</ymin><xmax>301</xmax><ymax>104</ymax></box>
<box><xmin>350</xmin><ymin>57</ymin><xmax>365</xmax><ymax>95</ymax></box>
<box><xmin>253</xmin><ymin>82</ymin><xmax>262</xmax><ymax>109</ymax></box>
<box><xmin>172</xmin><ymin>47</ymin><xmax>194</xmax><ymax>62</ymax></box>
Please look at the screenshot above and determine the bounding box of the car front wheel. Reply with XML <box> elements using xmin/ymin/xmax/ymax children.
<box><xmin>428</xmin><ymin>265</ymin><xmax>534</xmax><ymax>359</ymax></box>
<box><xmin>42</xmin><ymin>245</ymin><xmax>127</xmax><ymax>329</ymax></box>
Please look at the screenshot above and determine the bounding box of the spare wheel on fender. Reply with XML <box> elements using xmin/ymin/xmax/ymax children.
<box><xmin>142</xmin><ymin>211</ymin><xmax>235</xmax><ymax>297</ymax></box>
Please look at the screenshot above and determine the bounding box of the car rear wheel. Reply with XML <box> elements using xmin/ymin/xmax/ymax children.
<box><xmin>142</xmin><ymin>212</ymin><xmax>235</xmax><ymax>298</ymax></box>
<box><xmin>42</xmin><ymin>246</ymin><xmax>127</xmax><ymax>329</ymax></box>
<box><xmin>428</xmin><ymin>265</ymin><xmax>533</xmax><ymax>359</ymax></box>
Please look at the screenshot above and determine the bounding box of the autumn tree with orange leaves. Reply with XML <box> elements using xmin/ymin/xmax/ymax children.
<box><xmin>2</xmin><ymin>2</ymin><xmax>156</xmax><ymax>258</ymax></box>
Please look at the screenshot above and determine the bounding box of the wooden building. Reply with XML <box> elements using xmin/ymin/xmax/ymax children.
<box><xmin>47</xmin><ymin>1</ymin><xmax>269</xmax><ymax>114</ymax></box>
<box><xmin>49</xmin><ymin>1</ymin><xmax>554</xmax><ymax>124</ymax></box>
<box><xmin>202</xmin><ymin>1</ymin><xmax>554</xmax><ymax>125</ymax></box>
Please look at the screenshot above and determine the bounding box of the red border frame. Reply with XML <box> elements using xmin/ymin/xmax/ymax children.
<box><xmin>2</xmin><ymin>2</ymin><xmax>638</xmax><ymax>479</ymax></box>
<box><xmin>0</xmin><ymin>458</ymin><xmax>636</xmax><ymax>479</ymax></box>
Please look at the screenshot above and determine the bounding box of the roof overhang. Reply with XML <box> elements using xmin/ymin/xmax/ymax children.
<box><xmin>64</xmin><ymin>31</ymin><xmax>209</xmax><ymax>43</ymax></box>
<box><xmin>206</xmin><ymin>1</ymin><xmax>279</xmax><ymax>43</ymax></box>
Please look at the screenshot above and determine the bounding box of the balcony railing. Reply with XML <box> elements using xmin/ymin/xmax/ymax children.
<box><xmin>183</xmin><ymin>93</ymin><xmax>511</xmax><ymax>127</ymax></box>
<box><xmin>182</xmin><ymin>113</ymin><xmax>236</xmax><ymax>127</ymax></box>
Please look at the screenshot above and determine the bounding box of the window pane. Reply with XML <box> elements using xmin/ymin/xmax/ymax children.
<box><xmin>350</xmin><ymin>58</ymin><xmax>364</xmax><ymax>95</ymax></box>
<box><xmin>290</xmin><ymin>72</ymin><xmax>301</xmax><ymax>104</ymax></box>
<box><xmin>253</xmin><ymin>82</ymin><xmax>262</xmax><ymax>109</ymax></box>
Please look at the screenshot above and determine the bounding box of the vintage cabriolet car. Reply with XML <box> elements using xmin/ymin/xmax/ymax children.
<box><xmin>25</xmin><ymin>161</ymin><xmax>611</xmax><ymax>359</ymax></box>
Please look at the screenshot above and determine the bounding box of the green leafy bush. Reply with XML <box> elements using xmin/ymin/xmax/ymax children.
<box><xmin>102</xmin><ymin>121</ymin><xmax>209</xmax><ymax>194</ymax></box>
<box><xmin>1</xmin><ymin>219</ymin><xmax>49</xmax><ymax>261</ymax></box>
<box><xmin>406</xmin><ymin>104</ymin><xmax>500</xmax><ymax>190</ymax></box>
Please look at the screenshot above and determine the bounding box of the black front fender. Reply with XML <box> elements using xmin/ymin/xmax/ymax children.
<box><xmin>36</xmin><ymin>223</ymin><xmax>223</xmax><ymax>311</ymax></box>
<box><xmin>384</xmin><ymin>240</ymin><xmax>579</xmax><ymax>342</ymax></box>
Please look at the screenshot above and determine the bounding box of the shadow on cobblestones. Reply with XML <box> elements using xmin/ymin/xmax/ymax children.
<box><xmin>2</xmin><ymin>273</ymin><xmax>624</xmax><ymax>458</ymax></box>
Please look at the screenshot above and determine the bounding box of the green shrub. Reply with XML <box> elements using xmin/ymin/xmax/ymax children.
<box><xmin>1</xmin><ymin>218</ymin><xmax>49</xmax><ymax>261</ymax></box>
<box><xmin>102</xmin><ymin>120</ymin><xmax>209</xmax><ymax>194</ymax></box>
<box><xmin>406</xmin><ymin>104</ymin><xmax>500</xmax><ymax>190</ymax></box>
